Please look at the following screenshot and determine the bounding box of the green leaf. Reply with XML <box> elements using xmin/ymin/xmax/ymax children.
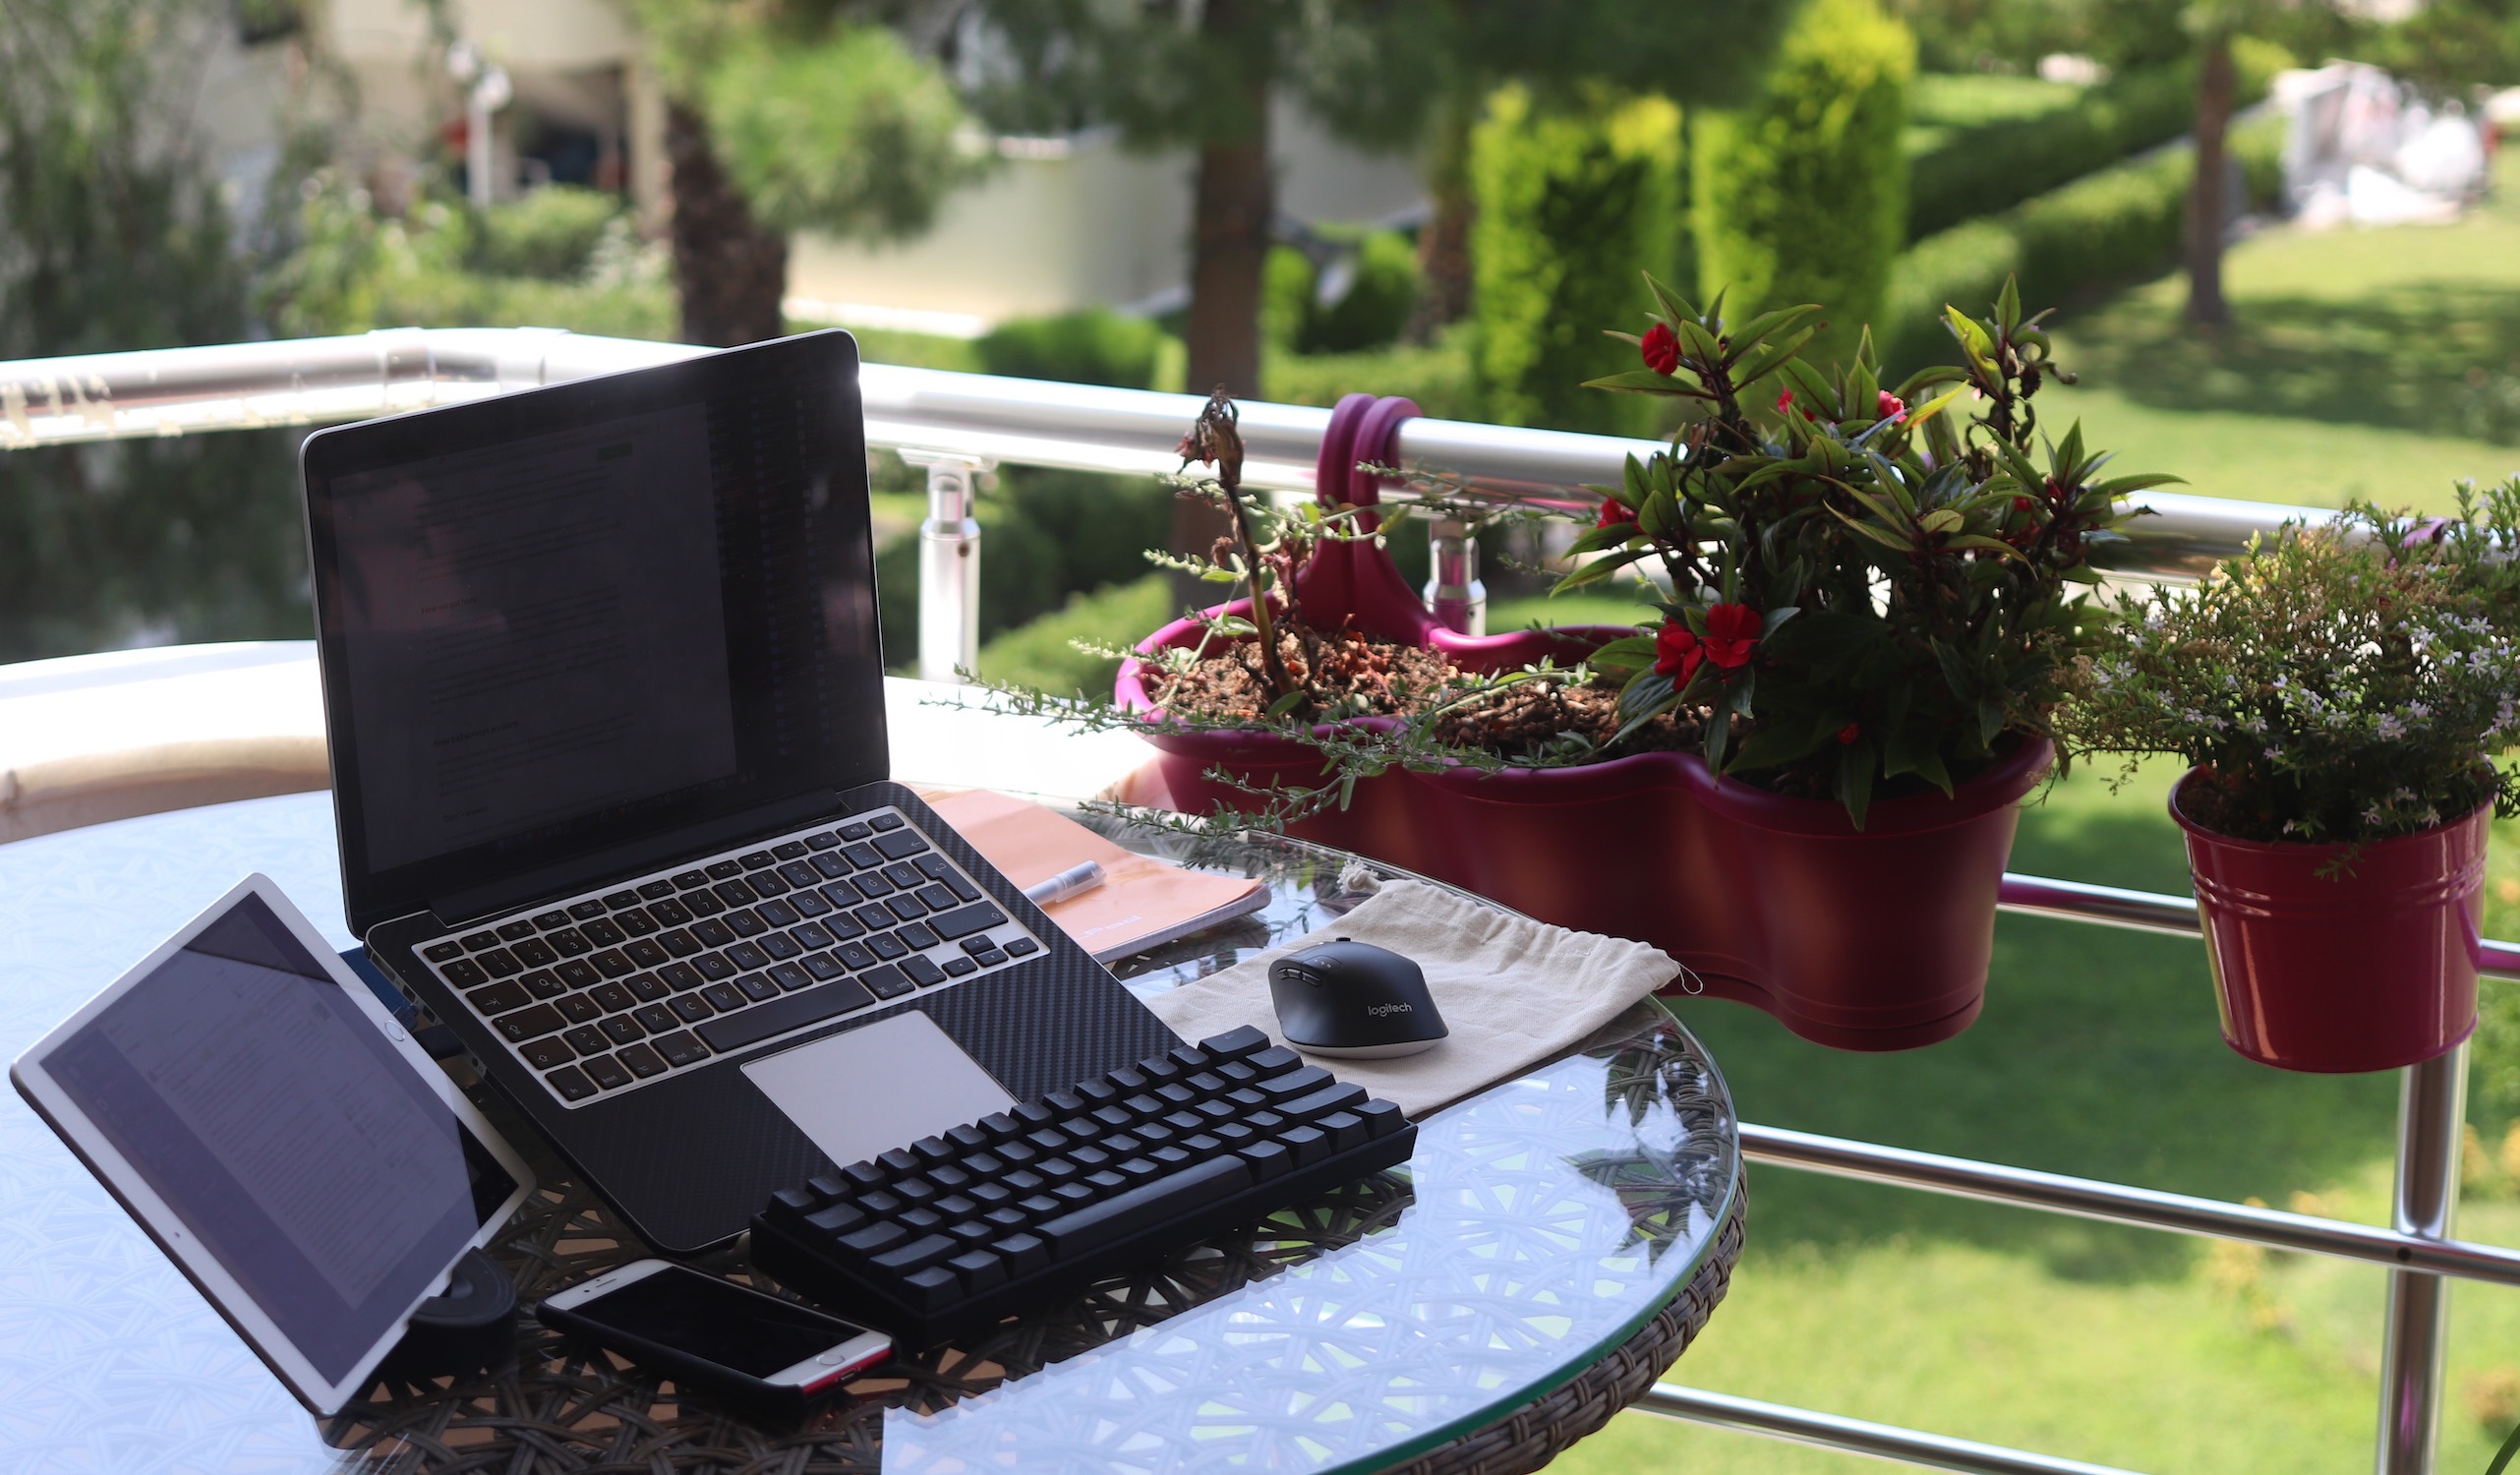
<box><xmin>1839</xmin><ymin>738</ymin><xmax>1875</xmax><ymax>831</ymax></box>
<box><xmin>1587</xmin><ymin>633</ymin><xmax>1661</xmax><ymax>671</ymax></box>
<box><xmin>1642</xmin><ymin>270</ymin><xmax>1698</xmax><ymax>329</ymax></box>
<box><xmin>1265</xmin><ymin>689</ymin><xmax>1306</xmax><ymax>718</ymax></box>
<box><xmin>1677</xmin><ymin>320</ymin><xmax>1725</xmax><ymax>366</ymax></box>
<box><xmin>1996</xmin><ymin>274</ymin><xmax>2022</xmax><ymax>331</ymax></box>
<box><xmin>1919</xmin><ymin>508</ymin><xmax>1964</xmax><ymax>536</ymax></box>
<box><xmin>1978</xmin><ymin>697</ymin><xmax>2006</xmax><ymax>748</ymax></box>
<box><xmin>1726</xmin><ymin>304</ymin><xmax>1822</xmax><ymax>357</ymax></box>
<box><xmin>1617</xmin><ymin>670</ymin><xmax>1676</xmax><ymax>725</ymax></box>
<box><xmin>1729</xmin><ymin>326</ymin><xmax>1817</xmax><ymax>388</ymax></box>
<box><xmin>1944</xmin><ymin>306</ymin><xmax>1994</xmax><ymax>367</ymax></box>
<box><xmin>1946</xmin><ymin>534</ymin><xmax>2026</xmax><ymax>560</ymax></box>
<box><xmin>1582</xmin><ymin>369</ymin><xmax>1694</xmax><ymax>395</ymax></box>
<box><xmin>1830</xmin><ymin>507</ymin><xmax>1915</xmax><ymax>555</ymax></box>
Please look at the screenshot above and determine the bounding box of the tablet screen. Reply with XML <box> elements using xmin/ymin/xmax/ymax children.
<box><xmin>38</xmin><ymin>893</ymin><xmax>519</xmax><ymax>1384</ymax></box>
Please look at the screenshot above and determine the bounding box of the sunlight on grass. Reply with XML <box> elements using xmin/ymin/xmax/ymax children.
<box><xmin>2040</xmin><ymin>149</ymin><xmax>2520</xmax><ymax>512</ymax></box>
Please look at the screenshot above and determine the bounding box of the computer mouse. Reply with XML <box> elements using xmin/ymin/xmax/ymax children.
<box><xmin>1268</xmin><ymin>938</ymin><xmax>1447</xmax><ymax>1059</ymax></box>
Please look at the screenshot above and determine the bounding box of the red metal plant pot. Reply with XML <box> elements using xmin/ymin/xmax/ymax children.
<box><xmin>2172</xmin><ymin>773</ymin><xmax>2487</xmax><ymax>1073</ymax></box>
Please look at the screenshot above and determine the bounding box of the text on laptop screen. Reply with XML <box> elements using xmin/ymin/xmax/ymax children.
<box><xmin>306</xmin><ymin>337</ymin><xmax>882</xmax><ymax>925</ymax></box>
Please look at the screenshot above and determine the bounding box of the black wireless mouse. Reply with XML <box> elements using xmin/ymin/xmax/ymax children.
<box><xmin>1268</xmin><ymin>938</ymin><xmax>1448</xmax><ymax>1059</ymax></box>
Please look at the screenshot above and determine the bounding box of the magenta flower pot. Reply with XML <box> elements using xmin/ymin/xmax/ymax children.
<box><xmin>1117</xmin><ymin>520</ymin><xmax>2050</xmax><ymax>1051</ymax></box>
<box><xmin>2172</xmin><ymin>772</ymin><xmax>2487</xmax><ymax>1073</ymax></box>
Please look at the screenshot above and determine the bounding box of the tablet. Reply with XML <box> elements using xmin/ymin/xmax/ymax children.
<box><xmin>11</xmin><ymin>874</ymin><xmax>536</xmax><ymax>1414</ymax></box>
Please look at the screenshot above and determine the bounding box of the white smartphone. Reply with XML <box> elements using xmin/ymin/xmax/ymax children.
<box><xmin>538</xmin><ymin>1260</ymin><xmax>890</xmax><ymax>1403</ymax></box>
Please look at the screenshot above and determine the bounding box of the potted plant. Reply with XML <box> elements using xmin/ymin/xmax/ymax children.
<box><xmin>2061</xmin><ymin>491</ymin><xmax>2520</xmax><ymax>1073</ymax></box>
<box><xmin>1055</xmin><ymin>276</ymin><xmax>2161</xmax><ymax>1050</ymax></box>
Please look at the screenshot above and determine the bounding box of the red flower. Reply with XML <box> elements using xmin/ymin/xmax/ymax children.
<box><xmin>1654</xmin><ymin>621</ymin><xmax>1703</xmax><ymax>682</ymax></box>
<box><xmin>1595</xmin><ymin>498</ymin><xmax>1637</xmax><ymax>530</ymax></box>
<box><xmin>1703</xmin><ymin>603</ymin><xmax>1762</xmax><ymax>669</ymax></box>
<box><xmin>1876</xmin><ymin>390</ymin><xmax>1905</xmax><ymax>422</ymax></box>
<box><xmin>1837</xmin><ymin>722</ymin><xmax>1861</xmax><ymax>745</ymax></box>
<box><xmin>1640</xmin><ymin>322</ymin><xmax>1680</xmax><ymax>377</ymax></box>
<box><xmin>1776</xmin><ymin>387</ymin><xmax>1816</xmax><ymax>422</ymax></box>
<box><xmin>2013</xmin><ymin>496</ymin><xmax>2032</xmax><ymax>511</ymax></box>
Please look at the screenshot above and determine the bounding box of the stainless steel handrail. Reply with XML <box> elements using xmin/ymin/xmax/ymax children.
<box><xmin>0</xmin><ymin>327</ymin><xmax>2495</xmax><ymax>1475</ymax></box>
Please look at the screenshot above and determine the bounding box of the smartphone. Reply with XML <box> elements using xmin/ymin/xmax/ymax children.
<box><xmin>538</xmin><ymin>1261</ymin><xmax>890</xmax><ymax>1404</ymax></box>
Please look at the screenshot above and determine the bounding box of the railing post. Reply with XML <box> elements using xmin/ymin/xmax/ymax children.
<box><xmin>908</xmin><ymin>452</ymin><xmax>987</xmax><ymax>683</ymax></box>
<box><xmin>1424</xmin><ymin>515</ymin><xmax>1486</xmax><ymax>636</ymax></box>
<box><xmin>2375</xmin><ymin>1041</ymin><xmax>2467</xmax><ymax>1475</ymax></box>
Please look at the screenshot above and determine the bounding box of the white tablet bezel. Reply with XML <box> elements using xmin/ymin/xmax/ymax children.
<box><xmin>9</xmin><ymin>872</ymin><xmax>537</xmax><ymax>1415</ymax></box>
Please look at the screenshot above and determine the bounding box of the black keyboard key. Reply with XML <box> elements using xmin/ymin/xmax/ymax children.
<box><xmin>588</xmin><ymin>981</ymin><xmax>635</xmax><ymax>1013</ymax></box>
<box><xmin>625</xmin><ymin>973</ymin><xmax>670</xmax><ymax>1003</ymax></box>
<box><xmin>778</xmin><ymin>860</ymin><xmax>820</xmax><ymax>888</ymax></box>
<box><xmin>533</xmin><ymin>910</ymin><xmax>570</xmax><ymax>929</ymax></box>
<box><xmin>726</xmin><ymin>941</ymin><xmax>772</xmax><ymax>970</ymax></box>
<box><xmin>913</xmin><ymin>884</ymin><xmax>959</xmax><ymax>913</ymax></box>
<box><xmin>790</xmin><ymin>889</ymin><xmax>834</xmax><ymax>919</ymax></box>
<box><xmin>633</xmin><ymin>1003</ymin><xmax>678</xmax><ymax>1033</ymax></box>
<box><xmin>735</xmin><ymin>971</ymin><xmax>785</xmax><ymax>1001</ymax></box>
<box><xmin>867</xmin><ymin>933</ymin><xmax>909</xmax><ymax>962</ymax></box>
<box><xmin>812</xmin><ymin>853</ymin><xmax>852</xmax><ymax>881</ymax></box>
<box><xmin>861</xmin><ymin>965</ymin><xmax>913</xmax><ymax>999</ymax></box>
<box><xmin>806</xmin><ymin>1202</ymin><xmax>867</xmax><ymax>1236</ymax></box>
<box><xmin>757</xmin><ymin>898</ymin><xmax>800</xmax><ymax>927</ymax></box>
<box><xmin>616</xmin><ymin>909</ymin><xmax>660</xmax><ymax>937</ymax></box>
<box><xmin>494</xmin><ymin>1004</ymin><xmax>565</xmax><ymax>1042</ymax></box>
<box><xmin>758</xmin><ymin>933</ymin><xmax>801</xmax><ymax>961</ymax></box>
<box><xmin>883</xmin><ymin>862</ymin><xmax>925</xmax><ymax>890</ymax></box>
<box><xmin>673</xmin><ymin>870</ymin><xmax>710</xmax><ymax>890</ymax></box>
<box><xmin>639</xmin><ymin>879</ymin><xmax>677</xmax><ymax>900</ymax></box>
<box><xmin>649</xmin><ymin>898</ymin><xmax>693</xmax><ymax>926</ymax></box>
<box><xmin>768</xmin><ymin>962</ymin><xmax>812</xmax><ymax>991</ymax></box>
<box><xmin>748</xmin><ymin>870</ymin><xmax>791</xmax><ymax>898</ymax></box>
<box><xmin>706</xmin><ymin>860</ymin><xmax>743</xmax><ymax>881</ymax></box>
<box><xmin>497</xmin><ymin>918</ymin><xmax>539</xmax><ymax>942</ymax></box>
<box><xmin>694</xmin><ymin>977</ymin><xmax>878</xmax><ymax>1051</ymax></box>
<box><xmin>739</xmin><ymin>851</ymin><xmax>776</xmax><ymax>871</ymax></box>
<box><xmin>556</xmin><ymin>960</ymin><xmax>601</xmax><ymax>989</ymax></box>
<box><xmin>1260</xmin><ymin>1065</ymin><xmax>1333</xmax><ymax>1102</ymax></box>
<box><xmin>842</xmin><ymin>842</ymin><xmax>882</xmax><ymax>869</ymax></box>
<box><xmin>901</xmin><ymin>955</ymin><xmax>948</xmax><ymax>988</ymax></box>
<box><xmin>774</xmin><ymin>841</ymin><xmax>809</xmax><ymax>860</ymax></box>
<box><xmin>423</xmin><ymin>940</ymin><xmax>464</xmax><ymax>963</ymax></box>
<box><xmin>478</xmin><ymin>948</ymin><xmax>523</xmax><ymax>977</ymax></box>
<box><xmin>701</xmin><ymin>982</ymin><xmax>747</xmax><ymax>1012</ymax></box>
<box><xmin>670</xmin><ymin>994</ymin><xmax>716</xmax><ymax>1023</ymax></box>
<box><xmin>569</xmin><ymin>900</ymin><xmax>608</xmax><ymax>921</ymax></box>
<box><xmin>467</xmin><ymin>980</ymin><xmax>533</xmax><ymax>1016</ymax></box>
<box><xmin>563</xmin><ymin>1025</ymin><xmax>609</xmax><ymax>1056</ymax></box>
<box><xmin>658</xmin><ymin>961</ymin><xmax>704</xmax><ymax>990</ymax></box>
<box><xmin>1318</xmin><ymin>1110</ymin><xmax>1369</xmax><ymax>1152</ymax></box>
<box><xmin>1005</xmin><ymin>938</ymin><xmax>1039</xmax><ymax>958</ymax></box>
<box><xmin>683</xmin><ymin>890</ymin><xmax>728</xmax><ymax>918</ymax></box>
<box><xmin>1355</xmin><ymin>1098</ymin><xmax>1408</xmax><ymax>1138</ymax></box>
<box><xmin>874</xmin><ymin>829</ymin><xmax>928</xmax><ymax>859</ymax></box>
<box><xmin>887</xmin><ymin>895</ymin><xmax>927</xmax><ymax>922</ymax></box>
<box><xmin>460</xmin><ymin>930</ymin><xmax>498</xmax><ymax>951</ymax></box>
<box><xmin>590</xmin><ymin>949</ymin><xmax>636</xmax><ymax>979</ymax></box>
<box><xmin>549</xmin><ymin>928</ymin><xmax>592</xmax><ymax>958</ymax></box>
<box><xmin>690</xmin><ymin>917</ymin><xmax>736</xmax><ymax>948</ymax></box>
<box><xmin>623</xmin><ymin>938</ymin><xmax>669</xmax><ymax>968</ymax></box>
<box><xmin>834</xmin><ymin>941</ymin><xmax>878</xmax><ymax>971</ymax></box>
<box><xmin>850</xmin><ymin>872</ymin><xmax>895</xmax><ymax>900</ymax></box>
<box><xmin>547</xmin><ymin>1066</ymin><xmax>597</xmax><ymax>1101</ymax></box>
<box><xmin>519</xmin><ymin>1035</ymin><xmax>576</xmax><ymax>1071</ymax></box>
<box><xmin>1283</xmin><ymin>1082</ymin><xmax>1369</xmax><ymax>1123</ymax></box>
<box><xmin>1239</xmin><ymin>1139</ymin><xmax>1292</xmax><ymax>1180</ymax></box>
<box><xmin>693</xmin><ymin>953</ymin><xmax>737</xmax><ymax>982</ymax></box>
<box><xmin>603</xmin><ymin>890</ymin><xmax>639</xmax><ymax>910</ymax></box>
<box><xmin>839</xmin><ymin>1219</ymin><xmax>908</xmax><ymax>1259</ymax></box>
<box><xmin>599</xmin><ymin>1016</ymin><xmax>644</xmax><ymax>1046</ymax></box>
<box><xmin>868</xmin><ymin>812</ymin><xmax>903</xmax><ymax>832</ymax></box>
<box><xmin>930</xmin><ymin>902</ymin><xmax>1006</xmax><ymax>941</ymax></box>
<box><xmin>805</xmin><ymin>830</ymin><xmax>842</xmax><ymax>851</ymax></box>
<box><xmin>974</xmin><ymin>949</ymin><xmax>1008</xmax><ymax>967</ymax></box>
<box><xmin>1281</xmin><ymin>1125</ymin><xmax>1330</xmax><ymax>1166</ymax></box>
<box><xmin>440</xmin><ymin>958</ymin><xmax>488</xmax><ymax>988</ymax></box>
<box><xmin>656</xmin><ymin>929</ymin><xmax>701</xmax><ymax>959</ymax></box>
<box><xmin>557</xmin><ymin>993</ymin><xmax>602</xmax><ymax>1025</ymax></box>
<box><xmin>1035</xmin><ymin>1155</ymin><xmax>1253</xmax><ymax>1257</ymax></box>
<box><xmin>581</xmin><ymin>918</ymin><xmax>626</xmax><ymax>947</ymax></box>
<box><xmin>944</xmin><ymin>957</ymin><xmax>976</xmax><ymax>977</ymax></box>
<box><xmin>652</xmin><ymin>1031</ymin><xmax>709</xmax><ymax>1067</ymax></box>
<box><xmin>713</xmin><ymin>879</ymin><xmax>758</xmax><ymax>908</ymax></box>
<box><xmin>618</xmin><ymin>1042</ymin><xmax>668</xmax><ymax>1078</ymax></box>
<box><xmin>582</xmin><ymin>1054</ymin><xmax>634</xmax><ymax>1090</ymax></box>
<box><xmin>1246</xmin><ymin>1045</ymin><xmax>1302</xmax><ymax>1075</ymax></box>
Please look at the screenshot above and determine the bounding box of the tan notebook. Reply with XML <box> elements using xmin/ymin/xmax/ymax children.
<box><xmin>923</xmin><ymin>790</ymin><xmax>1268</xmax><ymax>964</ymax></box>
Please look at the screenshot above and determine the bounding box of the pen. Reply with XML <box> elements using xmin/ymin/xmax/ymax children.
<box><xmin>1024</xmin><ymin>860</ymin><xmax>1106</xmax><ymax>906</ymax></box>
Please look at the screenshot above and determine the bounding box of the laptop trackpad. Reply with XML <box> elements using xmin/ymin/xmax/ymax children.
<box><xmin>742</xmin><ymin>1010</ymin><xmax>1017</xmax><ymax>1168</ymax></box>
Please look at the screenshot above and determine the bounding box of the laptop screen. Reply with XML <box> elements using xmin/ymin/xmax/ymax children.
<box><xmin>303</xmin><ymin>332</ymin><xmax>883</xmax><ymax>935</ymax></box>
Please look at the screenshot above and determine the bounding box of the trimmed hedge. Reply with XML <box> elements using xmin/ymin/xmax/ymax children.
<box><xmin>1262</xmin><ymin>231</ymin><xmax>1425</xmax><ymax>355</ymax></box>
<box><xmin>1692</xmin><ymin>0</ymin><xmax>1915</xmax><ymax>368</ymax></box>
<box><xmin>974</xmin><ymin>307</ymin><xmax>1168</xmax><ymax>388</ymax></box>
<box><xmin>1905</xmin><ymin>41</ymin><xmax>2290</xmax><ymax>242</ymax></box>
<box><xmin>1882</xmin><ymin>111</ymin><xmax>2289</xmax><ymax>372</ymax></box>
<box><xmin>1469</xmin><ymin>84</ymin><xmax>1683</xmax><ymax>436</ymax></box>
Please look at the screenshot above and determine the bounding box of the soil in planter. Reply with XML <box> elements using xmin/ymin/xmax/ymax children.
<box><xmin>1152</xmin><ymin>620</ymin><xmax>1464</xmax><ymax>723</ymax></box>
<box><xmin>1428</xmin><ymin>678</ymin><xmax>1701</xmax><ymax>762</ymax></box>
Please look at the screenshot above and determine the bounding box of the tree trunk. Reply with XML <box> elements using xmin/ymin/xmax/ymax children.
<box><xmin>1173</xmin><ymin>55</ymin><xmax>1273</xmax><ymax>605</ymax></box>
<box><xmin>665</xmin><ymin>100</ymin><xmax>789</xmax><ymax>347</ymax></box>
<box><xmin>2184</xmin><ymin>32</ymin><xmax>2235</xmax><ymax>328</ymax></box>
<box><xmin>1404</xmin><ymin>88</ymin><xmax>1477</xmax><ymax>344</ymax></box>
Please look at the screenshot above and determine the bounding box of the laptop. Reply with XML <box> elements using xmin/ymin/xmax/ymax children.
<box><xmin>299</xmin><ymin>330</ymin><xmax>1180</xmax><ymax>1255</ymax></box>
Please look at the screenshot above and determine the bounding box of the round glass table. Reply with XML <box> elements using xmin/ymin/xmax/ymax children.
<box><xmin>0</xmin><ymin>793</ymin><xmax>1741</xmax><ymax>1474</ymax></box>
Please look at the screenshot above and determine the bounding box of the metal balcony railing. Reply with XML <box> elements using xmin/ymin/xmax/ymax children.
<box><xmin>4</xmin><ymin>326</ymin><xmax>2513</xmax><ymax>1475</ymax></box>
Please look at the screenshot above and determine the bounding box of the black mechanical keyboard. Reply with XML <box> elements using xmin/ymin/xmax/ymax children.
<box><xmin>410</xmin><ymin>805</ymin><xmax>1043</xmax><ymax>1107</ymax></box>
<box><xmin>749</xmin><ymin>1026</ymin><xmax>1417</xmax><ymax>1347</ymax></box>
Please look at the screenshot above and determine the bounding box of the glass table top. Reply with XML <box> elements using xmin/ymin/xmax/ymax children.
<box><xmin>0</xmin><ymin>792</ymin><xmax>1738</xmax><ymax>1474</ymax></box>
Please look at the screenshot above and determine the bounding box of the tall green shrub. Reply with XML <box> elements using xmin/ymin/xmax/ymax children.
<box><xmin>1469</xmin><ymin>85</ymin><xmax>1682</xmax><ymax>435</ymax></box>
<box><xmin>1691</xmin><ymin>0</ymin><xmax>1914</xmax><ymax>366</ymax></box>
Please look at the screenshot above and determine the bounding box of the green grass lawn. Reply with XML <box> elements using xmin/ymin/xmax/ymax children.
<box><xmin>2036</xmin><ymin>149</ymin><xmax>2520</xmax><ymax>513</ymax></box>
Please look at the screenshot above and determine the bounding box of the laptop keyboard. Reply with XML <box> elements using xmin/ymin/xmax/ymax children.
<box><xmin>412</xmin><ymin>806</ymin><xmax>1041</xmax><ymax>1108</ymax></box>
